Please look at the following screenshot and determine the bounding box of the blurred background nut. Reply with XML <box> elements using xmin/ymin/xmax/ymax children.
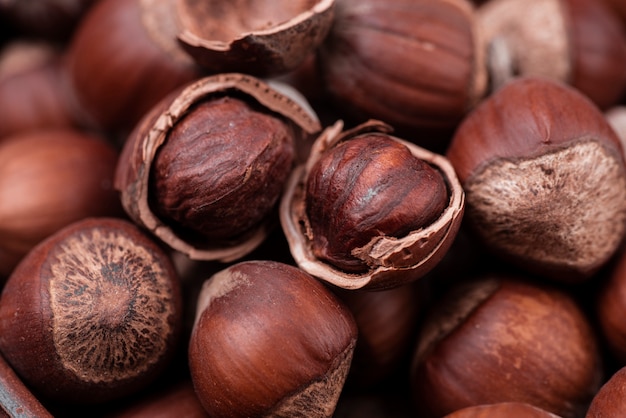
<box><xmin>443</xmin><ymin>402</ymin><xmax>563</xmax><ymax>417</ymax></box>
<box><xmin>0</xmin><ymin>128</ymin><xmax>123</xmax><ymax>279</ymax></box>
<box><xmin>410</xmin><ymin>273</ymin><xmax>603</xmax><ymax>418</ymax></box>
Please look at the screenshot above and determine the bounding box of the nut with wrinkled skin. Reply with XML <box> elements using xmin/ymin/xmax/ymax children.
<box><xmin>410</xmin><ymin>274</ymin><xmax>603</xmax><ymax>418</ymax></box>
<box><xmin>446</xmin><ymin>76</ymin><xmax>626</xmax><ymax>282</ymax></box>
<box><xmin>175</xmin><ymin>0</ymin><xmax>335</xmax><ymax>76</ymax></box>
<box><xmin>0</xmin><ymin>217</ymin><xmax>183</xmax><ymax>404</ymax></box>
<box><xmin>280</xmin><ymin>120</ymin><xmax>465</xmax><ymax>290</ymax></box>
<box><xmin>115</xmin><ymin>73</ymin><xmax>321</xmax><ymax>263</ymax></box>
<box><xmin>478</xmin><ymin>0</ymin><xmax>626</xmax><ymax>109</ymax></box>
<box><xmin>188</xmin><ymin>260</ymin><xmax>358</xmax><ymax>418</ymax></box>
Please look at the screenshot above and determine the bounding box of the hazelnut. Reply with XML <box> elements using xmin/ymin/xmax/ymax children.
<box><xmin>175</xmin><ymin>0</ymin><xmax>335</xmax><ymax>76</ymax></box>
<box><xmin>317</xmin><ymin>0</ymin><xmax>487</xmax><ymax>142</ymax></box>
<box><xmin>0</xmin><ymin>41</ymin><xmax>77</xmax><ymax>139</ymax></box>
<box><xmin>64</xmin><ymin>0</ymin><xmax>203</xmax><ymax>133</ymax></box>
<box><xmin>443</xmin><ymin>402</ymin><xmax>562</xmax><ymax>417</ymax></box>
<box><xmin>478</xmin><ymin>0</ymin><xmax>626</xmax><ymax>109</ymax></box>
<box><xmin>445</xmin><ymin>76</ymin><xmax>626</xmax><ymax>282</ymax></box>
<box><xmin>0</xmin><ymin>217</ymin><xmax>183</xmax><ymax>404</ymax></box>
<box><xmin>0</xmin><ymin>128</ymin><xmax>123</xmax><ymax>278</ymax></box>
<box><xmin>115</xmin><ymin>73</ymin><xmax>321</xmax><ymax>262</ymax></box>
<box><xmin>188</xmin><ymin>260</ymin><xmax>358</xmax><ymax>417</ymax></box>
<box><xmin>280</xmin><ymin>120</ymin><xmax>465</xmax><ymax>290</ymax></box>
<box><xmin>0</xmin><ymin>353</ymin><xmax>53</xmax><ymax>417</ymax></box>
<box><xmin>586</xmin><ymin>366</ymin><xmax>626</xmax><ymax>417</ymax></box>
<box><xmin>595</xmin><ymin>246</ymin><xmax>626</xmax><ymax>364</ymax></box>
<box><xmin>410</xmin><ymin>274</ymin><xmax>603</xmax><ymax>418</ymax></box>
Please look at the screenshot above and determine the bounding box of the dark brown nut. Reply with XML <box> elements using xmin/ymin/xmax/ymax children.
<box><xmin>596</xmin><ymin>246</ymin><xmax>626</xmax><ymax>364</ymax></box>
<box><xmin>586</xmin><ymin>366</ymin><xmax>626</xmax><ymax>418</ymax></box>
<box><xmin>0</xmin><ymin>0</ymin><xmax>97</xmax><ymax>41</ymax></box>
<box><xmin>443</xmin><ymin>402</ymin><xmax>562</xmax><ymax>417</ymax></box>
<box><xmin>176</xmin><ymin>0</ymin><xmax>335</xmax><ymax>76</ymax></box>
<box><xmin>108</xmin><ymin>379</ymin><xmax>208</xmax><ymax>418</ymax></box>
<box><xmin>410</xmin><ymin>275</ymin><xmax>603</xmax><ymax>418</ymax></box>
<box><xmin>0</xmin><ymin>128</ymin><xmax>123</xmax><ymax>279</ymax></box>
<box><xmin>188</xmin><ymin>260</ymin><xmax>358</xmax><ymax>417</ymax></box>
<box><xmin>281</xmin><ymin>120</ymin><xmax>465</xmax><ymax>290</ymax></box>
<box><xmin>65</xmin><ymin>0</ymin><xmax>203</xmax><ymax>133</ymax></box>
<box><xmin>317</xmin><ymin>0</ymin><xmax>487</xmax><ymax>142</ymax></box>
<box><xmin>0</xmin><ymin>217</ymin><xmax>183</xmax><ymax>404</ymax></box>
<box><xmin>478</xmin><ymin>0</ymin><xmax>626</xmax><ymax>109</ymax></box>
<box><xmin>115</xmin><ymin>73</ymin><xmax>321</xmax><ymax>262</ymax></box>
<box><xmin>336</xmin><ymin>283</ymin><xmax>421</xmax><ymax>388</ymax></box>
<box><xmin>0</xmin><ymin>41</ymin><xmax>77</xmax><ymax>140</ymax></box>
<box><xmin>446</xmin><ymin>76</ymin><xmax>626</xmax><ymax>283</ymax></box>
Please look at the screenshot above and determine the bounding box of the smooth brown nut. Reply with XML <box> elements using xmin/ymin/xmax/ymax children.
<box><xmin>317</xmin><ymin>0</ymin><xmax>487</xmax><ymax>141</ymax></box>
<box><xmin>115</xmin><ymin>73</ymin><xmax>321</xmax><ymax>262</ymax></box>
<box><xmin>65</xmin><ymin>0</ymin><xmax>203</xmax><ymax>133</ymax></box>
<box><xmin>410</xmin><ymin>275</ymin><xmax>603</xmax><ymax>418</ymax></box>
<box><xmin>443</xmin><ymin>402</ymin><xmax>562</xmax><ymax>417</ymax></box>
<box><xmin>0</xmin><ymin>41</ymin><xmax>77</xmax><ymax>139</ymax></box>
<box><xmin>0</xmin><ymin>217</ymin><xmax>183</xmax><ymax>404</ymax></box>
<box><xmin>281</xmin><ymin>120</ymin><xmax>465</xmax><ymax>290</ymax></box>
<box><xmin>176</xmin><ymin>0</ymin><xmax>335</xmax><ymax>76</ymax></box>
<box><xmin>0</xmin><ymin>128</ymin><xmax>123</xmax><ymax>278</ymax></box>
<box><xmin>478</xmin><ymin>0</ymin><xmax>626</xmax><ymax>109</ymax></box>
<box><xmin>596</xmin><ymin>246</ymin><xmax>626</xmax><ymax>364</ymax></box>
<box><xmin>446</xmin><ymin>76</ymin><xmax>626</xmax><ymax>282</ymax></box>
<box><xmin>0</xmin><ymin>353</ymin><xmax>53</xmax><ymax>417</ymax></box>
<box><xmin>188</xmin><ymin>260</ymin><xmax>358</xmax><ymax>417</ymax></box>
<box><xmin>586</xmin><ymin>366</ymin><xmax>626</xmax><ymax>417</ymax></box>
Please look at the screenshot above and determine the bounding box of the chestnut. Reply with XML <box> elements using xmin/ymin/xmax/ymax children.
<box><xmin>188</xmin><ymin>260</ymin><xmax>358</xmax><ymax>417</ymax></box>
<box><xmin>0</xmin><ymin>217</ymin><xmax>183</xmax><ymax>405</ymax></box>
<box><xmin>410</xmin><ymin>274</ymin><xmax>603</xmax><ymax>418</ymax></box>
<box><xmin>64</xmin><ymin>0</ymin><xmax>203</xmax><ymax>134</ymax></box>
<box><xmin>317</xmin><ymin>0</ymin><xmax>487</xmax><ymax>143</ymax></box>
<box><xmin>585</xmin><ymin>366</ymin><xmax>626</xmax><ymax>417</ymax></box>
<box><xmin>443</xmin><ymin>402</ymin><xmax>562</xmax><ymax>417</ymax></box>
<box><xmin>115</xmin><ymin>73</ymin><xmax>321</xmax><ymax>262</ymax></box>
<box><xmin>0</xmin><ymin>128</ymin><xmax>124</xmax><ymax>278</ymax></box>
<box><xmin>478</xmin><ymin>0</ymin><xmax>626</xmax><ymax>109</ymax></box>
<box><xmin>445</xmin><ymin>76</ymin><xmax>626</xmax><ymax>283</ymax></box>
<box><xmin>280</xmin><ymin>120</ymin><xmax>465</xmax><ymax>290</ymax></box>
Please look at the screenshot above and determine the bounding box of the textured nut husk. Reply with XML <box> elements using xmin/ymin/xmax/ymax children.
<box><xmin>176</xmin><ymin>0</ymin><xmax>335</xmax><ymax>76</ymax></box>
<box><xmin>280</xmin><ymin>120</ymin><xmax>465</xmax><ymax>291</ymax></box>
<box><xmin>411</xmin><ymin>276</ymin><xmax>603</xmax><ymax>418</ymax></box>
<box><xmin>446</xmin><ymin>76</ymin><xmax>626</xmax><ymax>282</ymax></box>
<box><xmin>317</xmin><ymin>0</ymin><xmax>487</xmax><ymax>140</ymax></box>
<box><xmin>586</xmin><ymin>366</ymin><xmax>626</xmax><ymax>418</ymax></box>
<box><xmin>0</xmin><ymin>217</ymin><xmax>183</xmax><ymax>404</ymax></box>
<box><xmin>115</xmin><ymin>73</ymin><xmax>321</xmax><ymax>262</ymax></box>
<box><xmin>479</xmin><ymin>0</ymin><xmax>626</xmax><ymax>109</ymax></box>
<box><xmin>188</xmin><ymin>260</ymin><xmax>358</xmax><ymax>417</ymax></box>
<box><xmin>443</xmin><ymin>402</ymin><xmax>562</xmax><ymax>417</ymax></box>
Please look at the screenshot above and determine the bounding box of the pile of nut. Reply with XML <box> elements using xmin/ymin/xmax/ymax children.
<box><xmin>1</xmin><ymin>0</ymin><xmax>626</xmax><ymax>417</ymax></box>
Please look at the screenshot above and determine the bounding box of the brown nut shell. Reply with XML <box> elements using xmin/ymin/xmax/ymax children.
<box><xmin>176</xmin><ymin>0</ymin><xmax>335</xmax><ymax>76</ymax></box>
<box><xmin>586</xmin><ymin>366</ymin><xmax>626</xmax><ymax>417</ymax></box>
<box><xmin>280</xmin><ymin>120</ymin><xmax>465</xmax><ymax>291</ymax></box>
<box><xmin>0</xmin><ymin>217</ymin><xmax>183</xmax><ymax>404</ymax></box>
<box><xmin>188</xmin><ymin>260</ymin><xmax>358</xmax><ymax>417</ymax></box>
<box><xmin>446</xmin><ymin>76</ymin><xmax>626</xmax><ymax>282</ymax></box>
<box><xmin>443</xmin><ymin>402</ymin><xmax>562</xmax><ymax>418</ymax></box>
<box><xmin>115</xmin><ymin>73</ymin><xmax>321</xmax><ymax>262</ymax></box>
